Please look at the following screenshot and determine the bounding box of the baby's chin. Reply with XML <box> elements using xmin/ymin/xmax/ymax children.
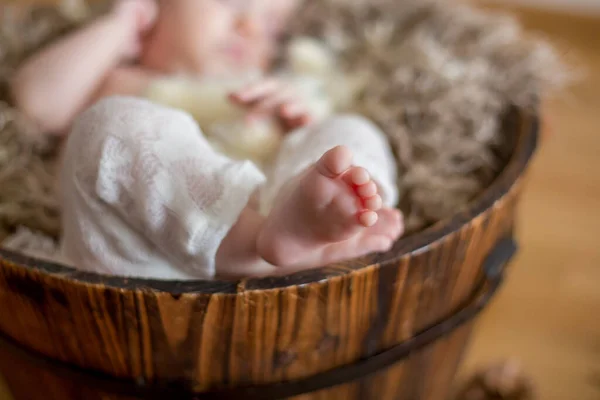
<box><xmin>202</xmin><ymin>61</ymin><xmax>271</xmax><ymax>79</ymax></box>
<box><xmin>153</xmin><ymin>52</ymin><xmax>274</xmax><ymax>80</ymax></box>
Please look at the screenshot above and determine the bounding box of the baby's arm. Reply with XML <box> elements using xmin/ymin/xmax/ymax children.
<box><xmin>10</xmin><ymin>0</ymin><xmax>156</xmax><ymax>134</ymax></box>
<box><xmin>94</xmin><ymin>66</ymin><xmax>156</xmax><ymax>101</ymax></box>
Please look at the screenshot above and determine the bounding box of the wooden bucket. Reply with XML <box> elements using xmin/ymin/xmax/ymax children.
<box><xmin>0</xmin><ymin>108</ymin><xmax>538</xmax><ymax>400</ymax></box>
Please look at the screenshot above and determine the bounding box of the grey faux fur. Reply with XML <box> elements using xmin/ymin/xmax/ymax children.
<box><xmin>0</xmin><ymin>0</ymin><xmax>566</xmax><ymax>242</ymax></box>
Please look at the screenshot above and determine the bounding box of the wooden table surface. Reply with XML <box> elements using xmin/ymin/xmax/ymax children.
<box><xmin>1</xmin><ymin>2</ymin><xmax>599</xmax><ymax>400</ymax></box>
<box><xmin>458</xmin><ymin>4</ymin><xmax>600</xmax><ymax>400</ymax></box>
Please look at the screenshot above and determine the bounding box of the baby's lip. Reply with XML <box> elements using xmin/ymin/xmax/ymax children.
<box><xmin>225</xmin><ymin>44</ymin><xmax>248</xmax><ymax>62</ymax></box>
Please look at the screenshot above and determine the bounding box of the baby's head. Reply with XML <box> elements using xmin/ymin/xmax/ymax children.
<box><xmin>142</xmin><ymin>0</ymin><xmax>302</xmax><ymax>77</ymax></box>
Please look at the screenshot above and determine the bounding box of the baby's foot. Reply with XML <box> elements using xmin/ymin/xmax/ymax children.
<box><xmin>257</xmin><ymin>146</ymin><xmax>404</xmax><ymax>269</ymax></box>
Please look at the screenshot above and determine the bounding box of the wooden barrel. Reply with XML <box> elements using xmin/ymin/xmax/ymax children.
<box><xmin>0</xmin><ymin>108</ymin><xmax>538</xmax><ymax>400</ymax></box>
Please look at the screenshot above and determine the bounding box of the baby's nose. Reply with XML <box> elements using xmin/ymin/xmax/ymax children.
<box><xmin>234</xmin><ymin>15</ymin><xmax>261</xmax><ymax>38</ymax></box>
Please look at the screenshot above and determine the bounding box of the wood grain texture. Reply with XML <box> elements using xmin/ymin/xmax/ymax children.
<box><xmin>0</xmin><ymin>106</ymin><xmax>537</xmax><ymax>399</ymax></box>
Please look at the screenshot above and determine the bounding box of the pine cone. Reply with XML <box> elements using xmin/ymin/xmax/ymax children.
<box><xmin>456</xmin><ymin>360</ymin><xmax>535</xmax><ymax>400</ymax></box>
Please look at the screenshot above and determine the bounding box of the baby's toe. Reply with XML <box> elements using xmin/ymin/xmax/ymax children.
<box><xmin>317</xmin><ymin>146</ymin><xmax>354</xmax><ymax>178</ymax></box>
<box><xmin>363</xmin><ymin>195</ymin><xmax>382</xmax><ymax>211</ymax></box>
<box><xmin>349</xmin><ymin>167</ymin><xmax>370</xmax><ymax>186</ymax></box>
<box><xmin>372</xmin><ymin>208</ymin><xmax>405</xmax><ymax>241</ymax></box>
<box><xmin>392</xmin><ymin>210</ymin><xmax>405</xmax><ymax>237</ymax></box>
<box><xmin>358</xmin><ymin>210</ymin><xmax>378</xmax><ymax>227</ymax></box>
<box><xmin>356</xmin><ymin>181</ymin><xmax>378</xmax><ymax>198</ymax></box>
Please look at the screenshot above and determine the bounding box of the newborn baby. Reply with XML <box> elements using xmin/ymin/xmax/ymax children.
<box><xmin>10</xmin><ymin>0</ymin><xmax>403</xmax><ymax>280</ymax></box>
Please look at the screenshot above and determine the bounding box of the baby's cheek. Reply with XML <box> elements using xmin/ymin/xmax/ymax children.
<box><xmin>258</xmin><ymin>51</ymin><xmax>273</xmax><ymax>70</ymax></box>
<box><xmin>265</xmin><ymin>17</ymin><xmax>283</xmax><ymax>37</ymax></box>
<box><xmin>271</xmin><ymin>0</ymin><xmax>301</xmax><ymax>29</ymax></box>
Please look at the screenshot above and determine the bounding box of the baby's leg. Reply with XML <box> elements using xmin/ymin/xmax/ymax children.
<box><xmin>61</xmin><ymin>96</ymin><xmax>272</xmax><ymax>280</ymax></box>
<box><xmin>262</xmin><ymin>115</ymin><xmax>399</xmax><ymax>211</ymax></box>
<box><xmin>257</xmin><ymin>116</ymin><xmax>403</xmax><ymax>270</ymax></box>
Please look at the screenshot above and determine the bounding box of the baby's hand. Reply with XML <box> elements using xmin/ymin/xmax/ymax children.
<box><xmin>113</xmin><ymin>0</ymin><xmax>158</xmax><ymax>59</ymax></box>
<box><xmin>229</xmin><ymin>79</ymin><xmax>313</xmax><ymax>133</ymax></box>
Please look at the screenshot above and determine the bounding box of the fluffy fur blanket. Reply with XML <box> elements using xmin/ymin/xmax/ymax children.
<box><xmin>0</xmin><ymin>0</ymin><xmax>566</xmax><ymax>243</ymax></box>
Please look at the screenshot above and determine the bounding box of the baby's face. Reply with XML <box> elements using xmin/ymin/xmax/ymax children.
<box><xmin>157</xmin><ymin>0</ymin><xmax>301</xmax><ymax>77</ymax></box>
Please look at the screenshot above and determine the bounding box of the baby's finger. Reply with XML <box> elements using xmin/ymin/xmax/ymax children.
<box><xmin>279</xmin><ymin>104</ymin><xmax>313</xmax><ymax>131</ymax></box>
<box><xmin>230</xmin><ymin>79</ymin><xmax>281</xmax><ymax>105</ymax></box>
<box><xmin>252</xmin><ymin>88</ymin><xmax>296</xmax><ymax>115</ymax></box>
<box><xmin>280</xmin><ymin>102</ymin><xmax>312</xmax><ymax>123</ymax></box>
<box><xmin>280</xmin><ymin>102</ymin><xmax>308</xmax><ymax>120</ymax></box>
<box><xmin>284</xmin><ymin>114</ymin><xmax>313</xmax><ymax>131</ymax></box>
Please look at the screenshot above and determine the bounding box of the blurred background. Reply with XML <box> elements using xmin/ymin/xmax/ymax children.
<box><xmin>0</xmin><ymin>0</ymin><xmax>599</xmax><ymax>399</ymax></box>
<box><xmin>461</xmin><ymin>1</ymin><xmax>600</xmax><ymax>399</ymax></box>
